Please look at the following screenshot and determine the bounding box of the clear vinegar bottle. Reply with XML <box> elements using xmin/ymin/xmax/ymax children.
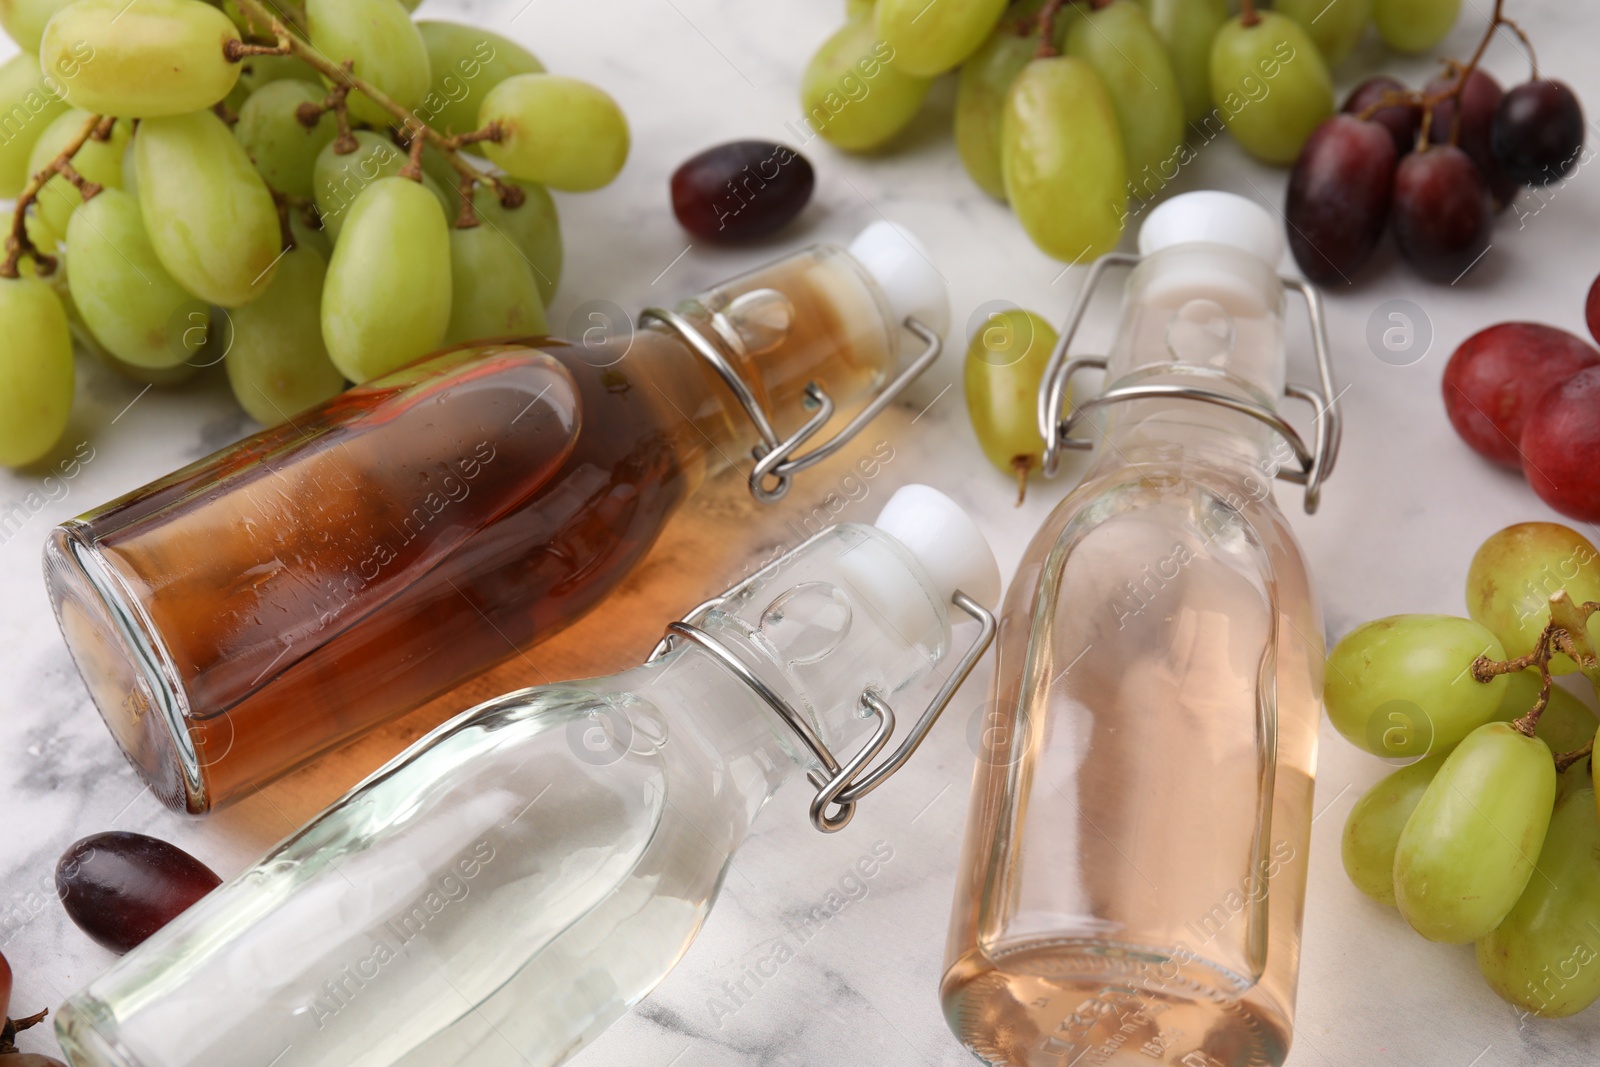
<box><xmin>43</xmin><ymin>223</ymin><xmax>948</xmax><ymax>813</ymax></box>
<box><xmin>54</xmin><ymin>486</ymin><xmax>1000</xmax><ymax>1067</ymax></box>
<box><xmin>942</xmin><ymin>193</ymin><xmax>1342</xmax><ymax>1067</ymax></box>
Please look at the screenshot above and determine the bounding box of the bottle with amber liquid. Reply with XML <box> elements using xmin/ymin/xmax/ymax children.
<box><xmin>44</xmin><ymin>223</ymin><xmax>948</xmax><ymax>814</ymax></box>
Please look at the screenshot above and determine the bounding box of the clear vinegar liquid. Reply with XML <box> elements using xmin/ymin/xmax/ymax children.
<box><xmin>942</xmin><ymin>464</ymin><xmax>1322</xmax><ymax>1067</ymax></box>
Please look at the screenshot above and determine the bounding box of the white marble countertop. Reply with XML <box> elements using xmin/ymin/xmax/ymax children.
<box><xmin>4</xmin><ymin>1</ymin><xmax>1600</xmax><ymax>1064</ymax></box>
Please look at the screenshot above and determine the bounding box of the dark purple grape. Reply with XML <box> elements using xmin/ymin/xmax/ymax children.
<box><xmin>56</xmin><ymin>831</ymin><xmax>221</xmax><ymax>954</ymax></box>
<box><xmin>1343</xmin><ymin>75</ymin><xmax>1422</xmax><ymax>158</ymax></box>
<box><xmin>1392</xmin><ymin>145</ymin><xmax>1493</xmax><ymax>282</ymax></box>
<box><xmin>0</xmin><ymin>948</ymin><xmax>11</xmax><ymax>1022</ymax></box>
<box><xmin>5</xmin><ymin>1056</ymin><xmax>69</xmax><ymax>1066</ymax></box>
<box><xmin>670</xmin><ymin>140</ymin><xmax>815</xmax><ymax>241</ymax></box>
<box><xmin>1287</xmin><ymin>115</ymin><xmax>1397</xmax><ymax>284</ymax></box>
<box><xmin>1492</xmin><ymin>80</ymin><xmax>1585</xmax><ymax>186</ymax></box>
<box><xmin>1426</xmin><ymin>69</ymin><xmax>1520</xmax><ymax>210</ymax></box>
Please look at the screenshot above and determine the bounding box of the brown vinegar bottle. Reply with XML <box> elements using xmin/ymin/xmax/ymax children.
<box><xmin>44</xmin><ymin>225</ymin><xmax>947</xmax><ymax>813</ymax></box>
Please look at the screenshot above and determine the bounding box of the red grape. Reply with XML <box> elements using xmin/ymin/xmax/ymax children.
<box><xmin>1586</xmin><ymin>272</ymin><xmax>1600</xmax><ymax>345</ymax></box>
<box><xmin>670</xmin><ymin>140</ymin><xmax>815</xmax><ymax>240</ymax></box>
<box><xmin>0</xmin><ymin>948</ymin><xmax>10</xmax><ymax>1022</ymax></box>
<box><xmin>1287</xmin><ymin>116</ymin><xmax>1396</xmax><ymax>284</ymax></box>
<box><xmin>1442</xmin><ymin>323</ymin><xmax>1600</xmax><ymax>468</ymax></box>
<box><xmin>5</xmin><ymin>1057</ymin><xmax>68</xmax><ymax>1067</ymax></box>
<box><xmin>1427</xmin><ymin>69</ymin><xmax>1520</xmax><ymax>210</ymax></box>
<box><xmin>1392</xmin><ymin>145</ymin><xmax>1493</xmax><ymax>282</ymax></box>
<box><xmin>57</xmin><ymin>831</ymin><xmax>221</xmax><ymax>954</ymax></box>
<box><xmin>1522</xmin><ymin>366</ymin><xmax>1600</xmax><ymax>523</ymax></box>
<box><xmin>1493</xmin><ymin>80</ymin><xmax>1585</xmax><ymax>186</ymax></box>
<box><xmin>1343</xmin><ymin>75</ymin><xmax>1422</xmax><ymax>158</ymax></box>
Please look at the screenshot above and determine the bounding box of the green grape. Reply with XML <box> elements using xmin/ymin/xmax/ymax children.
<box><xmin>416</xmin><ymin>20</ymin><xmax>544</xmax><ymax>137</ymax></box>
<box><xmin>26</xmin><ymin>111</ymin><xmax>128</xmax><ymax>238</ymax></box>
<box><xmin>1324</xmin><ymin>614</ymin><xmax>1508</xmax><ymax>759</ymax></box>
<box><xmin>954</xmin><ymin>22</ymin><xmax>1038</xmax><ymax>200</ymax></box>
<box><xmin>1492</xmin><ymin>669</ymin><xmax>1598</xmax><ymax>798</ymax></box>
<box><xmin>470</xmin><ymin>180</ymin><xmax>562</xmax><ymax>305</ymax></box>
<box><xmin>1209</xmin><ymin>10</ymin><xmax>1333</xmax><ymax>165</ymax></box>
<box><xmin>235</xmin><ymin>80</ymin><xmax>338</xmax><ymax>197</ymax></box>
<box><xmin>1276</xmin><ymin>0</ymin><xmax>1373</xmax><ymax>67</ymax></box>
<box><xmin>1372</xmin><ymin>0</ymin><xmax>1461</xmax><ymax>54</ymax></box>
<box><xmin>1001</xmin><ymin>56</ymin><xmax>1126</xmax><ymax>263</ymax></box>
<box><xmin>964</xmin><ymin>308</ymin><xmax>1058</xmax><ymax>497</ymax></box>
<box><xmin>0</xmin><ymin>275</ymin><xmax>73</xmax><ymax>468</ymax></box>
<box><xmin>1395</xmin><ymin>722</ymin><xmax>1556</xmax><ymax>943</ymax></box>
<box><xmin>478</xmin><ymin>74</ymin><xmax>629</xmax><ymax>192</ymax></box>
<box><xmin>1476</xmin><ymin>790</ymin><xmax>1600</xmax><ymax>1017</ymax></box>
<box><xmin>800</xmin><ymin>17</ymin><xmax>932</xmax><ymax>152</ymax></box>
<box><xmin>236</xmin><ymin>52</ymin><xmax>321</xmax><ymax>97</ymax></box>
<box><xmin>86</xmin><ymin>338</ymin><xmax>202</xmax><ymax>386</ymax></box>
<box><xmin>305</xmin><ymin>0</ymin><xmax>431</xmax><ymax>128</ymax></box>
<box><xmin>874</xmin><ymin>0</ymin><xmax>1006</xmax><ymax>77</ymax></box>
<box><xmin>1341</xmin><ymin>753</ymin><xmax>1448</xmax><ymax>906</ymax></box>
<box><xmin>445</xmin><ymin>224</ymin><xmax>548</xmax><ymax>346</ymax></box>
<box><xmin>42</xmin><ymin>0</ymin><xmax>242</xmax><ymax>118</ymax></box>
<box><xmin>321</xmin><ymin>176</ymin><xmax>451</xmax><ymax>383</ymax></box>
<box><xmin>846</xmin><ymin>0</ymin><xmax>874</xmax><ymax>17</ymax></box>
<box><xmin>0</xmin><ymin>0</ymin><xmax>74</xmax><ymax>52</ymax></box>
<box><xmin>1144</xmin><ymin>0</ymin><xmax>1228</xmax><ymax>124</ymax></box>
<box><xmin>65</xmin><ymin>189</ymin><xmax>199</xmax><ymax>368</ymax></box>
<box><xmin>135</xmin><ymin>110</ymin><xmax>283</xmax><ymax>307</ymax></box>
<box><xmin>312</xmin><ymin>131</ymin><xmax>451</xmax><ymax>241</ymax></box>
<box><xmin>225</xmin><ymin>244</ymin><xmax>345</xmax><ymax>424</ymax></box>
<box><xmin>1065</xmin><ymin>0</ymin><xmax>1185</xmax><ymax>191</ymax></box>
<box><xmin>0</xmin><ymin>52</ymin><xmax>69</xmax><ymax>197</ymax></box>
<box><xmin>1466</xmin><ymin>523</ymin><xmax>1600</xmax><ymax>676</ymax></box>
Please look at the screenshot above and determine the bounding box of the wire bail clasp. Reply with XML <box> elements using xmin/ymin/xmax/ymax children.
<box><xmin>638</xmin><ymin>302</ymin><xmax>943</xmax><ymax>504</ymax></box>
<box><xmin>1035</xmin><ymin>252</ymin><xmax>1343</xmax><ymax>514</ymax></box>
<box><xmin>645</xmin><ymin>530</ymin><xmax>997</xmax><ymax>834</ymax></box>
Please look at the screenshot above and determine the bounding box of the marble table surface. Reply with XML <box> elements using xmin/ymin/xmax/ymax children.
<box><xmin>5</xmin><ymin>0</ymin><xmax>1600</xmax><ymax>1064</ymax></box>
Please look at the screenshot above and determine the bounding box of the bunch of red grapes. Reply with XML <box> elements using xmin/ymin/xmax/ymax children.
<box><xmin>1444</xmin><ymin>295</ymin><xmax>1600</xmax><ymax>523</ymax></box>
<box><xmin>1286</xmin><ymin>64</ymin><xmax>1585</xmax><ymax>284</ymax></box>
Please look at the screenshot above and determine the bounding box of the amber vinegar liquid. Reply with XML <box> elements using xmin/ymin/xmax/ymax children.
<box><xmin>47</xmin><ymin>246</ymin><xmax>899</xmax><ymax>812</ymax></box>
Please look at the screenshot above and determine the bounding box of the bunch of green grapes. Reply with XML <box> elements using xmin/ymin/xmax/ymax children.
<box><xmin>798</xmin><ymin>0</ymin><xmax>1462</xmax><ymax>264</ymax></box>
<box><xmin>1329</xmin><ymin>522</ymin><xmax>1600</xmax><ymax>1018</ymax></box>
<box><xmin>0</xmin><ymin>0</ymin><xmax>628</xmax><ymax>468</ymax></box>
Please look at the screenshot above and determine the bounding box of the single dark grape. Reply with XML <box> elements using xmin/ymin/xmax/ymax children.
<box><xmin>1427</xmin><ymin>69</ymin><xmax>1520</xmax><ymax>210</ymax></box>
<box><xmin>56</xmin><ymin>831</ymin><xmax>221</xmax><ymax>954</ymax></box>
<box><xmin>0</xmin><ymin>947</ymin><xmax>11</xmax><ymax>1022</ymax></box>
<box><xmin>1342</xmin><ymin>75</ymin><xmax>1422</xmax><ymax>158</ymax></box>
<box><xmin>1286</xmin><ymin>115</ymin><xmax>1397</xmax><ymax>284</ymax></box>
<box><xmin>1522</xmin><ymin>365</ymin><xmax>1600</xmax><ymax>523</ymax></box>
<box><xmin>1392</xmin><ymin>145</ymin><xmax>1493</xmax><ymax>282</ymax></box>
<box><xmin>1492</xmin><ymin>80</ymin><xmax>1585</xmax><ymax>186</ymax></box>
<box><xmin>5</xmin><ymin>1056</ymin><xmax>69</xmax><ymax>1067</ymax></box>
<box><xmin>1442</xmin><ymin>323</ymin><xmax>1600</xmax><ymax>467</ymax></box>
<box><xmin>1586</xmin><ymin>271</ymin><xmax>1600</xmax><ymax>346</ymax></box>
<box><xmin>670</xmin><ymin>140</ymin><xmax>815</xmax><ymax>240</ymax></box>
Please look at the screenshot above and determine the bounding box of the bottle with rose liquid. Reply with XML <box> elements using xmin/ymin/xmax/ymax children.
<box><xmin>55</xmin><ymin>485</ymin><xmax>999</xmax><ymax>1067</ymax></box>
<box><xmin>44</xmin><ymin>223</ymin><xmax>948</xmax><ymax>813</ymax></box>
<box><xmin>942</xmin><ymin>193</ymin><xmax>1344</xmax><ymax>1067</ymax></box>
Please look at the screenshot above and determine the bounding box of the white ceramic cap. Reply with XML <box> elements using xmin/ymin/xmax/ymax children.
<box><xmin>1137</xmin><ymin>191</ymin><xmax>1284</xmax><ymax>269</ymax></box>
<box><xmin>848</xmin><ymin>221</ymin><xmax>950</xmax><ymax>340</ymax></box>
<box><xmin>873</xmin><ymin>484</ymin><xmax>1001</xmax><ymax>608</ymax></box>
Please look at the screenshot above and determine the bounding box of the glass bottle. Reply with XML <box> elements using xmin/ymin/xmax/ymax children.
<box><xmin>54</xmin><ymin>485</ymin><xmax>1000</xmax><ymax>1067</ymax></box>
<box><xmin>43</xmin><ymin>223</ymin><xmax>948</xmax><ymax>814</ymax></box>
<box><xmin>942</xmin><ymin>192</ymin><xmax>1341</xmax><ymax>1067</ymax></box>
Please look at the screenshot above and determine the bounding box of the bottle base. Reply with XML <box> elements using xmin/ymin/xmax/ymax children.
<box><xmin>56</xmin><ymin>995</ymin><xmax>146</xmax><ymax>1067</ymax></box>
<box><xmin>941</xmin><ymin>939</ymin><xmax>1290</xmax><ymax>1067</ymax></box>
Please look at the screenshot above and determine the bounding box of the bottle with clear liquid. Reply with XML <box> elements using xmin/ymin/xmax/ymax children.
<box><xmin>43</xmin><ymin>222</ymin><xmax>949</xmax><ymax>814</ymax></box>
<box><xmin>942</xmin><ymin>193</ymin><xmax>1343</xmax><ymax>1067</ymax></box>
<box><xmin>54</xmin><ymin>484</ymin><xmax>1000</xmax><ymax>1067</ymax></box>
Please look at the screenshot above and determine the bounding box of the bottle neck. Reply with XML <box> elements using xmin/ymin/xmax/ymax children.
<box><xmin>1092</xmin><ymin>242</ymin><xmax>1289</xmax><ymax>489</ymax></box>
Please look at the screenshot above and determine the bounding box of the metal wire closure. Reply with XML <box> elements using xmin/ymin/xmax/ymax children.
<box><xmin>637</xmin><ymin>305</ymin><xmax>943</xmax><ymax>503</ymax></box>
<box><xmin>1035</xmin><ymin>253</ymin><xmax>1343</xmax><ymax>514</ymax></box>
<box><xmin>646</xmin><ymin>534</ymin><xmax>997</xmax><ymax>833</ymax></box>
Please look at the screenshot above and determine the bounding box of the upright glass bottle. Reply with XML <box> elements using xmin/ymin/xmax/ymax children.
<box><xmin>942</xmin><ymin>193</ymin><xmax>1340</xmax><ymax>1067</ymax></box>
<box><xmin>43</xmin><ymin>223</ymin><xmax>948</xmax><ymax>813</ymax></box>
<box><xmin>55</xmin><ymin>485</ymin><xmax>1000</xmax><ymax>1067</ymax></box>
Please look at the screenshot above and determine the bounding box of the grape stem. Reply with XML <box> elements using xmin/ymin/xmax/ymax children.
<box><xmin>0</xmin><ymin>112</ymin><xmax>106</xmax><ymax>280</ymax></box>
<box><xmin>225</xmin><ymin>0</ymin><xmax>522</xmax><ymax>220</ymax></box>
<box><xmin>1554</xmin><ymin>737</ymin><xmax>1593</xmax><ymax>775</ymax></box>
<box><xmin>1</xmin><ymin>1008</ymin><xmax>49</xmax><ymax>1053</ymax></box>
<box><xmin>1033</xmin><ymin>0</ymin><xmax>1068</xmax><ymax>57</ymax></box>
<box><xmin>1239</xmin><ymin>0</ymin><xmax>1261</xmax><ymax>29</ymax></box>
<box><xmin>1011</xmin><ymin>455</ymin><xmax>1032</xmax><ymax>507</ymax></box>
<box><xmin>1471</xmin><ymin>594</ymin><xmax>1600</xmax><ymax>749</ymax></box>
